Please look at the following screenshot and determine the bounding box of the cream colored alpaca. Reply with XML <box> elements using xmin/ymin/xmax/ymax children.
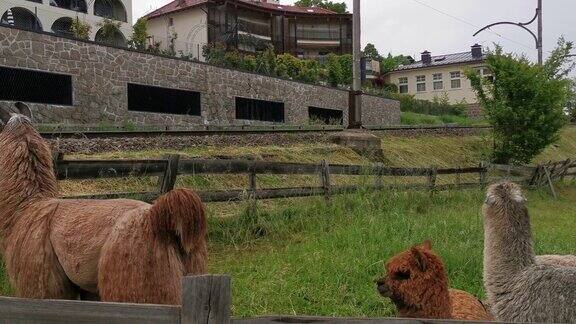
<box><xmin>483</xmin><ymin>182</ymin><xmax>576</xmax><ymax>322</ymax></box>
<box><xmin>0</xmin><ymin>106</ymin><xmax>207</xmax><ymax>304</ymax></box>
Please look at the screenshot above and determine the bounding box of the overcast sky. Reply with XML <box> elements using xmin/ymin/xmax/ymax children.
<box><xmin>134</xmin><ymin>0</ymin><xmax>576</xmax><ymax>63</ymax></box>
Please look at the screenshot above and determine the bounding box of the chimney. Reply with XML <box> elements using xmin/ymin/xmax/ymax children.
<box><xmin>471</xmin><ymin>44</ymin><xmax>483</xmax><ymax>59</ymax></box>
<box><xmin>421</xmin><ymin>51</ymin><xmax>431</xmax><ymax>64</ymax></box>
<box><xmin>178</xmin><ymin>0</ymin><xmax>186</xmax><ymax>6</ymax></box>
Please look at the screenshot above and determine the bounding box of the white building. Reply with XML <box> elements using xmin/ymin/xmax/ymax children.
<box><xmin>0</xmin><ymin>0</ymin><xmax>132</xmax><ymax>45</ymax></box>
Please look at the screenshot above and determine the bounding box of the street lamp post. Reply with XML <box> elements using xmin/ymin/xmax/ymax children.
<box><xmin>474</xmin><ymin>0</ymin><xmax>543</xmax><ymax>65</ymax></box>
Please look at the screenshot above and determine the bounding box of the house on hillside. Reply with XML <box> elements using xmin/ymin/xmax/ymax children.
<box><xmin>144</xmin><ymin>0</ymin><xmax>352</xmax><ymax>61</ymax></box>
<box><xmin>0</xmin><ymin>0</ymin><xmax>132</xmax><ymax>46</ymax></box>
<box><xmin>384</xmin><ymin>44</ymin><xmax>490</xmax><ymax>117</ymax></box>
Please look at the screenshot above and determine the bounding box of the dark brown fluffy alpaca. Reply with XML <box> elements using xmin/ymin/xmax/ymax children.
<box><xmin>0</xmin><ymin>109</ymin><xmax>207</xmax><ymax>304</ymax></box>
<box><xmin>376</xmin><ymin>241</ymin><xmax>492</xmax><ymax>320</ymax></box>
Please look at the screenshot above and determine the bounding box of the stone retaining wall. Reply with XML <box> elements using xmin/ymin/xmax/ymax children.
<box><xmin>0</xmin><ymin>26</ymin><xmax>400</xmax><ymax>127</ymax></box>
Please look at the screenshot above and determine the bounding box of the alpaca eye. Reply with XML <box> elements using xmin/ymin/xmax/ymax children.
<box><xmin>394</xmin><ymin>270</ymin><xmax>411</xmax><ymax>280</ymax></box>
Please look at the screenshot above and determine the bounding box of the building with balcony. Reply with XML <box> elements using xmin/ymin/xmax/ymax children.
<box><xmin>0</xmin><ymin>0</ymin><xmax>132</xmax><ymax>45</ymax></box>
<box><xmin>145</xmin><ymin>0</ymin><xmax>352</xmax><ymax>61</ymax></box>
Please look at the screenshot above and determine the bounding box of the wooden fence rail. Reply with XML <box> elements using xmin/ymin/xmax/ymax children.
<box><xmin>55</xmin><ymin>155</ymin><xmax>494</xmax><ymax>203</ymax></box>
<box><xmin>54</xmin><ymin>155</ymin><xmax>575</xmax><ymax>203</ymax></box>
<box><xmin>0</xmin><ymin>275</ymin><xmax>502</xmax><ymax>324</ymax></box>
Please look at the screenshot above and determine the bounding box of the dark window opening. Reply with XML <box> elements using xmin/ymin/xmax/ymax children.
<box><xmin>127</xmin><ymin>83</ymin><xmax>201</xmax><ymax>116</ymax></box>
<box><xmin>309</xmin><ymin>107</ymin><xmax>343</xmax><ymax>125</ymax></box>
<box><xmin>236</xmin><ymin>97</ymin><xmax>284</xmax><ymax>123</ymax></box>
<box><xmin>0</xmin><ymin>66</ymin><xmax>72</xmax><ymax>105</ymax></box>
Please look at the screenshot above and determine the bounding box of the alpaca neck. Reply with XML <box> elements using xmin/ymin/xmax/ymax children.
<box><xmin>483</xmin><ymin>208</ymin><xmax>535</xmax><ymax>285</ymax></box>
<box><xmin>397</xmin><ymin>277</ymin><xmax>452</xmax><ymax>319</ymax></box>
<box><xmin>0</xmin><ymin>121</ymin><xmax>58</xmax><ymax>239</ymax></box>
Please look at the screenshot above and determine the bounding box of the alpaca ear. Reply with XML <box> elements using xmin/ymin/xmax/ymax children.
<box><xmin>15</xmin><ymin>102</ymin><xmax>32</xmax><ymax>119</ymax></box>
<box><xmin>0</xmin><ymin>105</ymin><xmax>11</xmax><ymax>125</ymax></box>
<box><xmin>411</xmin><ymin>247</ymin><xmax>428</xmax><ymax>272</ymax></box>
<box><xmin>422</xmin><ymin>240</ymin><xmax>432</xmax><ymax>251</ymax></box>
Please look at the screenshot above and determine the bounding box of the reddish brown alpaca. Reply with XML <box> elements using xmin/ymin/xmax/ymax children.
<box><xmin>376</xmin><ymin>241</ymin><xmax>492</xmax><ymax>320</ymax></box>
<box><xmin>0</xmin><ymin>109</ymin><xmax>207</xmax><ymax>304</ymax></box>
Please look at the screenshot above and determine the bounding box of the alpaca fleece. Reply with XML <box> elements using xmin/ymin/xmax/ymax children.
<box><xmin>483</xmin><ymin>182</ymin><xmax>576</xmax><ymax>323</ymax></box>
<box><xmin>376</xmin><ymin>242</ymin><xmax>492</xmax><ymax>321</ymax></box>
<box><xmin>0</xmin><ymin>116</ymin><xmax>207</xmax><ymax>304</ymax></box>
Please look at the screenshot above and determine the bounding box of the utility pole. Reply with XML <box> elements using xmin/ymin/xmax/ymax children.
<box><xmin>349</xmin><ymin>0</ymin><xmax>362</xmax><ymax>129</ymax></box>
<box><xmin>474</xmin><ymin>0</ymin><xmax>543</xmax><ymax>65</ymax></box>
<box><xmin>537</xmin><ymin>0</ymin><xmax>543</xmax><ymax>65</ymax></box>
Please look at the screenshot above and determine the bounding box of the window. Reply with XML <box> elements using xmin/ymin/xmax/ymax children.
<box><xmin>0</xmin><ymin>66</ymin><xmax>72</xmax><ymax>105</ymax></box>
<box><xmin>127</xmin><ymin>83</ymin><xmax>201</xmax><ymax>116</ymax></box>
<box><xmin>474</xmin><ymin>67</ymin><xmax>494</xmax><ymax>83</ymax></box>
<box><xmin>308</xmin><ymin>107</ymin><xmax>343</xmax><ymax>125</ymax></box>
<box><xmin>236</xmin><ymin>97</ymin><xmax>285</xmax><ymax>123</ymax></box>
<box><xmin>416</xmin><ymin>75</ymin><xmax>426</xmax><ymax>92</ymax></box>
<box><xmin>168</xmin><ymin>17</ymin><xmax>174</xmax><ymax>26</ymax></box>
<box><xmin>398</xmin><ymin>77</ymin><xmax>408</xmax><ymax>94</ymax></box>
<box><xmin>450</xmin><ymin>71</ymin><xmax>461</xmax><ymax>89</ymax></box>
<box><xmin>433</xmin><ymin>73</ymin><xmax>443</xmax><ymax>90</ymax></box>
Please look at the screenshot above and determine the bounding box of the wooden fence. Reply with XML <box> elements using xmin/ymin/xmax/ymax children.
<box><xmin>0</xmin><ymin>275</ymin><xmax>500</xmax><ymax>324</ymax></box>
<box><xmin>54</xmin><ymin>154</ymin><xmax>492</xmax><ymax>203</ymax></box>
<box><xmin>53</xmin><ymin>154</ymin><xmax>575</xmax><ymax>203</ymax></box>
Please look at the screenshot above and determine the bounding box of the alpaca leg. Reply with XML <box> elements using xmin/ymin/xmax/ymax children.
<box><xmin>4</xmin><ymin>240</ymin><xmax>78</xmax><ymax>299</ymax></box>
<box><xmin>97</xmin><ymin>218</ymin><xmax>183</xmax><ymax>305</ymax></box>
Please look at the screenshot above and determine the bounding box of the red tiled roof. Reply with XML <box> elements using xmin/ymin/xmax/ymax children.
<box><xmin>145</xmin><ymin>0</ymin><xmax>345</xmax><ymax>20</ymax></box>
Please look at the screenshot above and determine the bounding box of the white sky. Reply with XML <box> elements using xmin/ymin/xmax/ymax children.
<box><xmin>134</xmin><ymin>0</ymin><xmax>576</xmax><ymax>63</ymax></box>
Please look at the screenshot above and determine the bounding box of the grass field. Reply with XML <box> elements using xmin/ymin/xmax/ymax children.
<box><xmin>208</xmin><ymin>183</ymin><xmax>576</xmax><ymax>318</ymax></box>
<box><xmin>0</xmin><ymin>127</ymin><xmax>574</xmax><ymax>318</ymax></box>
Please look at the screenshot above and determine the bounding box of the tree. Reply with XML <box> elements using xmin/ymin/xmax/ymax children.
<box><xmin>466</xmin><ymin>39</ymin><xmax>574</xmax><ymax>165</ymax></box>
<box><xmin>71</xmin><ymin>17</ymin><xmax>91</xmax><ymax>40</ymax></box>
<box><xmin>363</xmin><ymin>43</ymin><xmax>381</xmax><ymax>61</ymax></box>
<box><xmin>129</xmin><ymin>18</ymin><xmax>148</xmax><ymax>51</ymax></box>
<box><xmin>380</xmin><ymin>54</ymin><xmax>413</xmax><ymax>74</ymax></box>
<box><xmin>294</xmin><ymin>0</ymin><xmax>348</xmax><ymax>14</ymax></box>
<box><xmin>97</xmin><ymin>19</ymin><xmax>122</xmax><ymax>45</ymax></box>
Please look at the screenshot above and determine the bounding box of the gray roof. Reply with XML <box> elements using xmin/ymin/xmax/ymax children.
<box><xmin>392</xmin><ymin>51</ymin><xmax>486</xmax><ymax>72</ymax></box>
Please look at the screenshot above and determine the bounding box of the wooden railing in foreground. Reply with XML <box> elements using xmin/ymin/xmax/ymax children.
<box><xmin>0</xmin><ymin>275</ymin><xmax>500</xmax><ymax>324</ymax></box>
<box><xmin>54</xmin><ymin>155</ymin><xmax>575</xmax><ymax>203</ymax></box>
<box><xmin>54</xmin><ymin>154</ymin><xmax>492</xmax><ymax>203</ymax></box>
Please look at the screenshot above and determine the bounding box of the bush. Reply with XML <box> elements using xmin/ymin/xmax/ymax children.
<box><xmin>71</xmin><ymin>17</ymin><xmax>91</xmax><ymax>40</ymax></box>
<box><xmin>391</xmin><ymin>94</ymin><xmax>467</xmax><ymax>116</ymax></box>
<box><xmin>128</xmin><ymin>18</ymin><xmax>148</xmax><ymax>51</ymax></box>
<box><xmin>466</xmin><ymin>39</ymin><xmax>574</xmax><ymax>164</ymax></box>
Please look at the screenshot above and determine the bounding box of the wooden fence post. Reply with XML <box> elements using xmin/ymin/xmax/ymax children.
<box><xmin>320</xmin><ymin>160</ymin><xmax>332</xmax><ymax>204</ymax></box>
<box><xmin>52</xmin><ymin>151</ymin><xmax>63</xmax><ymax>177</ymax></box>
<box><xmin>181</xmin><ymin>275</ymin><xmax>231</xmax><ymax>324</ymax></box>
<box><xmin>543</xmin><ymin>166</ymin><xmax>557</xmax><ymax>199</ymax></box>
<box><xmin>427</xmin><ymin>166</ymin><xmax>437</xmax><ymax>193</ymax></box>
<box><xmin>157</xmin><ymin>154</ymin><xmax>180</xmax><ymax>194</ymax></box>
<box><xmin>479</xmin><ymin>162</ymin><xmax>488</xmax><ymax>186</ymax></box>
<box><xmin>248</xmin><ymin>171</ymin><xmax>257</xmax><ymax>214</ymax></box>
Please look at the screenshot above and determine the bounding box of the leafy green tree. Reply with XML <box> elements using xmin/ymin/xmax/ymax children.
<box><xmin>129</xmin><ymin>18</ymin><xmax>148</xmax><ymax>50</ymax></box>
<box><xmin>326</xmin><ymin>54</ymin><xmax>344</xmax><ymax>87</ymax></box>
<box><xmin>363</xmin><ymin>43</ymin><xmax>381</xmax><ymax>61</ymax></box>
<box><xmin>466</xmin><ymin>39</ymin><xmax>574</xmax><ymax>164</ymax></box>
<box><xmin>97</xmin><ymin>19</ymin><xmax>122</xmax><ymax>45</ymax></box>
<box><xmin>71</xmin><ymin>17</ymin><xmax>91</xmax><ymax>40</ymax></box>
<box><xmin>294</xmin><ymin>0</ymin><xmax>348</xmax><ymax>13</ymax></box>
<box><xmin>338</xmin><ymin>54</ymin><xmax>353</xmax><ymax>86</ymax></box>
<box><xmin>380</xmin><ymin>54</ymin><xmax>413</xmax><ymax>74</ymax></box>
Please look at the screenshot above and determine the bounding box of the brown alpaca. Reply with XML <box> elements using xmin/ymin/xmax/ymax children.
<box><xmin>376</xmin><ymin>241</ymin><xmax>492</xmax><ymax>321</ymax></box>
<box><xmin>0</xmin><ymin>107</ymin><xmax>207</xmax><ymax>304</ymax></box>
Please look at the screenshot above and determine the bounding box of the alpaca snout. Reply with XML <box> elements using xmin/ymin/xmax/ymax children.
<box><xmin>376</xmin><ymin>278</ymin><xmax>391</xmax><ymax>297</ymax></box>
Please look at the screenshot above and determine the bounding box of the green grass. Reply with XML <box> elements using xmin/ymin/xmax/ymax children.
<box><xmin>400</xmin><ymin>112</ymin><xmax>482</xmax><ymax>126</ymax></box>
<box><xmin>208</xmin><ymin>183</ymin><xmax>576</xmax><ymax>318</ymax></box>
